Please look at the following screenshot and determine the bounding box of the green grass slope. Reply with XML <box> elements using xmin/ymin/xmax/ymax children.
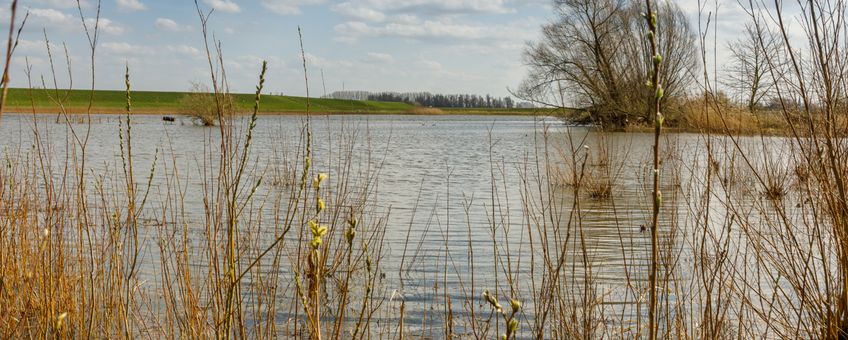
<box><xmin>4</xmin><ymin>88</ymin><xmax>414</xmax><ymax>114</ymax></box>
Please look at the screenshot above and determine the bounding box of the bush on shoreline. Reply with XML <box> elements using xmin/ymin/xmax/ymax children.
<box><xmin>179</xmin><ymin>82</ymin><xmax>236</xmax><ymax>126</ymax></box>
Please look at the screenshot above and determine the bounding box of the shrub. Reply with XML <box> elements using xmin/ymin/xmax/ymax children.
<box><xmin>179</xmin><ymin>82</ymin><xmax>236</xmax><ymax>126</ymax></box>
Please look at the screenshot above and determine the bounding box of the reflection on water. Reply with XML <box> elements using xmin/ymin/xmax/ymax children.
<box><xmin>0</xmin><ymin>113</ymin><xmax>792</xmax><ymax>337</ymax></box>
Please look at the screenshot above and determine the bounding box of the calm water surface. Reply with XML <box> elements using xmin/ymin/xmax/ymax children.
<box><xmin>1</xmin><ymin>113</ymin><xmax>763</xmax><ymax>336</ymax></box>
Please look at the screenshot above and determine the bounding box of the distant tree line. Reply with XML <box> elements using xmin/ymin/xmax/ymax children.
<box><xmin>327</xmin><ymin>91</ymin><xmax>518</xmax><ymax>109</ymax></box>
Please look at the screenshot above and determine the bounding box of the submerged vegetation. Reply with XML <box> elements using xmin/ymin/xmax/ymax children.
<box><xmin>4</xmin><ymin>0</ymin><xmax>848</xmax><ymax>339</ymax></box>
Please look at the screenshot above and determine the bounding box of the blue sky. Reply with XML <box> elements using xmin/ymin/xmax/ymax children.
<box><xmin>1</xmin><ymin>0</ymin><xmax>792</xmax><ymax>98</ymax></box>
<box><xmin>3</xmin><ymin>0</ymin><xmax>550</xmax><ymax>97</ymax></box>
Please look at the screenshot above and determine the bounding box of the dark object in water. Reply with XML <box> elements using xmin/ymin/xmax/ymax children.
<box><xmin>163</xmin><ymin>116</ymin><xmax>176</xmax><ymax>122</ymax></box>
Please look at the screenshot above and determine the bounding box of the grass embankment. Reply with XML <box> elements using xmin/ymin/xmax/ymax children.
<box><xmin>3</xmin><ymin>88</ymin><xmax>414</xmax><ymax>115</ymax></box>
<box><xmin>3</xmin><ymin>88</ymin><xmax>553</xmax><ymax>116</ymax></box>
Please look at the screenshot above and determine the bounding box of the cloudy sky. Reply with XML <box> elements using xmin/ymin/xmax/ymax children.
<box><xmin>1</xmin><ymin>0</ymin><xmax>763</xmax><ymax>98</ymax></box>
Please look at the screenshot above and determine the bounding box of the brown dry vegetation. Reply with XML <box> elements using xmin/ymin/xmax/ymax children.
<box><xmin>663</xmin><ymin>96</ymin><xmax>848</xmax><ymax>136</ymax></box>
<box><xmin>666</xmin><ymin>97</ymin><xmax>793</xmax><ymax>135</ymax></box>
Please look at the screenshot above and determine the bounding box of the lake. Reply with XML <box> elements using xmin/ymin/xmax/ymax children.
<box><xmin>0</xmin><ymin>113</ymin><xmax>799</xmax><ymax>338</ymax></box>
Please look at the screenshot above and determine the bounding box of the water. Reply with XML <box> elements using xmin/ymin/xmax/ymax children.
<box><xmin>0</xmin><ymin>113</ymin><xmax>787</xmax><ymax>337</ymax></box>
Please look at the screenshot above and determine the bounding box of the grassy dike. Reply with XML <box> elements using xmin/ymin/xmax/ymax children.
<box><xmin>3</xmin><ymin>88</ymin><xmax>546</xmax><ymax>116</ymax></box>
<box><xmin>3</xmin><ymin>88</ymin><xmax>414</xmax><ymax>115</ymax></box>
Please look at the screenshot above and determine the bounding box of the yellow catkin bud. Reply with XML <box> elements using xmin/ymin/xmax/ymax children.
<box><xmin>310</xmin><ymin>236</ymin><xmax>323</xmax><ymax>248</ymax></box>
<box><xmin>510</xmin><ymin>299</ymin><xmax>521</xmax><ymax>313</ymax></box>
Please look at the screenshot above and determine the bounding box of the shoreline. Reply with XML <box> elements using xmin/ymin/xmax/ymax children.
<box><xmin>0</xmin><ymin>108</ymin><xmax>800</xmax><ymax>136</ymax></box>
<box><xmin>3</xmin><ymin>108</ymin><xmax>806</xmax><ymax>137</ymax></box>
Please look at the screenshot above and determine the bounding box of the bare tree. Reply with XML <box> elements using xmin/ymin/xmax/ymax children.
<box><xmin>724</xmin><ymin>22</ymin><xmax>778</xmax><ymax>112</ymax></box>
<box><xmin>521</xmin><ymin>0</ymin><xmax>697</xmax><ymax>128</ymax></box>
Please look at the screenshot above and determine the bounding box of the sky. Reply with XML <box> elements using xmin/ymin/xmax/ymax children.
<box><xmin>0</xmin><ymin>0</ymin><xmax>790</xmax><ymax>98</ymax></box>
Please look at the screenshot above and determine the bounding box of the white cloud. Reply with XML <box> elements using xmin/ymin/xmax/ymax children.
<box><xmin>154</xmin><ymin>18</ymin><xmax>191</xmax><ymax>32</ymax></box>
<box><xmin>29</xmin><ymin>0</ymin><xmax>90</xmax><ymax>8</ymax></box>
<box><xmin>364</xmin><ymin>52</ymin><xmax>393</xmax><ymax>63</ymax></box>
<box><xmin>102</xmin><ymin>42</ymin><xmax>204</xmax><ymax>59</ymax></box>
<box><xmin>28</xmin><ymin>8</ymin><xmax>75</xmax><ymax>26</ymax></box>
<box><xmin>335</xmin><ymin>20</ymin><xmax>482</xmax><ymax>41</ymax></box>
<box><xmin>416</xmin><ymin>59</ymin><xmax>441</xmax><ymax>71</ymax></box>
<box><xmin>335</xmin><ymin>15</ymin><xmax>539</xmax><ymax>43</ymax></box>
<box><xmin>203</xmin><ymin>0</ymin><xmax>240</xmax><ymax>13</ymax></box>
<box><xmin>103</xmin><ymin>42</ymin><xmax>152</xmax><ymax>55</ymax></box>
<box><xmin>90</xmin><ymin>18</ymin><xmax>125</xmax><ymax>35</ymax></box>
<box><xmin>166</xmin><ymin>45</ymin><xmax>204</xmax><ymax>59</ymax></box>
<box><xmin>332</xmin><ymin>2</ymin><xmax>385</xmax><ymax>22</ymax></box>
<box><xmin>225</xmin><ymin>54</ymin><xmax>284</xmax><ymax>72</ymax></box>
<box><xmin>330</xmin><ymin>0</ymin><xmax>528</xmax><ymax>43</ymax></box>
<box><xmin>116</xmin><ymin>0</ymin><xmax>146</xmax><ymax>11</ymax></box>
<box><xmin>332</xmin><ymin>0</ymin><xmax>511</xmax><ymax>18</ymax></box>
<box><xmin>303</xmin><ymin>52</ymin><xmax>352</xmax><ymax>69</ymax></box>
<box><xmin>15</xmin><ymin>39</ymin><xmax>59</xmax><ymax>54</ymax></box>
<box><xmin>15</xmin><ymin>39</ymin><xmax>42</xmax><ymax>53</ymax></box>
<box><xmin>391</xmin><ymin>14</ymin><xmax>420</xmax><ymax>25</ymax></box>
<box><xmin>260</xmin><ymin>0</ymin><xmax>324</xmax><ymax>15</ymax></box>
<box><xmin>24</xmin><ymin>9</ymin><xmax>124</xmax><ymax>35</ymax></box>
